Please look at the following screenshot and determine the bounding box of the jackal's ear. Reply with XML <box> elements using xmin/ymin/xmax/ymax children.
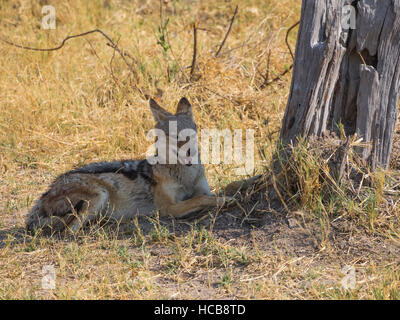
<box><xmin>176</xmin><ymin>97</ymin><xmax>193</xmax><ymax>118</ymax></box>
<box><xmin>149</xmin><ymin>98</ymin><xmax>171</xmax><ymax>122</ymax></box>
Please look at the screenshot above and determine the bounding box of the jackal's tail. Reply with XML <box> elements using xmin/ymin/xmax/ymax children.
<box><xmin>26</xmin><ymin>174</ymin><xmax>109</xmax><ymax>235</ymax></box>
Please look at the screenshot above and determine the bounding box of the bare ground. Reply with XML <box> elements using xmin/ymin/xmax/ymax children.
<box><xmin>1</xmin><ymin>176</ymin><xmax>399</xmax><ymax>299</ymax></box>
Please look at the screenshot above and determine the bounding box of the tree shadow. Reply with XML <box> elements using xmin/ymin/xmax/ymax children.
<box><xmin>0</xmin><ymin>225</ymin><xmax>27</xmax><ymax>248</ymax></box>
<box><xmin>115</xmin><ymin>174</ymin><xmax>281</xmax><ymax>241</ymax></box>
<box><xmin>1</xmin><ymin>175</ymin><xmax>281</xmax><ymax>246</ymax></box>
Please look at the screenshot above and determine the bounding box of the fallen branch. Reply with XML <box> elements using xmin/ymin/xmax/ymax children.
<box><xmin>215</xmin><ymin>5</ymin><xmax>239</xmax><ymax>58</ymax></box>
<box><xmin>190</xmin><ymin>22</ymin><xmax>198</xmax><ymax>79</ymax></box>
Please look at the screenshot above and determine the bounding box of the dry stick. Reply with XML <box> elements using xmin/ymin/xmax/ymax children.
<box><xmin>84</xmin><ymin>38</ymin><xmax>119</xmax><ymax>88</ymax></box>
<box><xmin>261</xmin><ymin>20</ymin><xmax>300</xmax><ymax>88</ymax></box>
<box><xmin>266</xmin><ymin>49</ymin><xmax>271</xmax><ymax>84</ymax></box>
<box><xmin>0</xmin><ymin>29</ymin><xmax>113</xmax><ymax>51</ymax></box>
<box><xmin>0</xmin><ymin>29</ymin><xmax>144</xmax><ymax>96</ymax></box>
<box><xmin>190</xmin><ymin>22</ymin><xmax>198</xmax><ymax>79</ymax></box>
<box><xmin>85</xmin><ymin>38</ymin><xmax>109</xmax><ymax>71</ymax></box>
<box><xmin>165</xmin><ymin>29</ymin><xmax>191</xmax><ymax>83</ymax></box>
<box><xmin>261</xmin><ymin>65</ymin><xmax>293</xmax><ymax>88</ymax></box>
<box><xmin>262</xmin><ymin>50</ymin><xmax>272</xmax><ymax>87</ymax></box>
<box><xmin>105</xmin><ymin>42</ymin><xmax>139</xmax><ymax>81</ymax></box>
<box><xmin>357</xmin><ymin>51</ymin><xmax>367</xmax><ymax>66</ymax></box>
<box><xmin>158</xmin><ymin>0</ymin><xmax>172</xmax><ymax>82</ymax></box>
<box><xmin>285</xmin><ymin>20</ymin><xmax>300</xmax><ymax>61</ymax></box>
<box><xmin>215</xmin><ymin>5</ymin><xmax>239</xmax><ymax>58</ymax></box>
<box><xmin>221</xmin><ymin>17</ymin><xmax>271</xmax><ymax>57</ymax></box>
<box><xmin>108</xmin><ymin>37</ymin><xmax>123</xmax><ymax>87</ymax></box>
<box><xmin>157</xmin><ymin>10</ymin><xmax>191</xmax><ymax>84</ymax></box>
<box><xmin>85</xmin><ymin>37</ymin><xmax>125</xmax><ymax>98</ymax></box>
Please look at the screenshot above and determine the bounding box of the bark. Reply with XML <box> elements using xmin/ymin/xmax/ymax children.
<box><xmin>280</xmin><ymin>0</ymin><xmax>400</xmax><ymax>169</ymax></box>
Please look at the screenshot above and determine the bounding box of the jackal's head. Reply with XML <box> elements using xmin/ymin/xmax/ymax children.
<box><xmin>148</xmin><ymin>97</ymin><xmax>199</xmax><ymax>166</ymax></box>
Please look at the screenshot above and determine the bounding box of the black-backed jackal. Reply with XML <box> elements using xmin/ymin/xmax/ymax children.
<box><xmin>26</xmin><ymin>97</ymin><xmax>233</xmax><ymax>235</ymax></box>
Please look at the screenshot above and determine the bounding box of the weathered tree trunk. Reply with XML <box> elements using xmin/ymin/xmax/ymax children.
<box><xmin>280</xmin><ymin>0</ymin><xmax>400</xmax><ymax>169</ymax></box>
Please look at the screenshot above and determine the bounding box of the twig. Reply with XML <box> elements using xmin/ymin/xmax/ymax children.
<box><xmin>219</xmin><ymin>17</ymin><xmax>270</xmax><ymax>57</ymax></box>
<box><xmin>285</xmin><ymin>20</ymin><xmax>300</xmax><ymax>61</ymax></box>
<box><xmin>261</xmin><ymin>65</ymin><xmax>293</xmax><ymax>88</ymax></box>
<box><xmin>1</xmin><ymin>29</ymin><xmax>114</xmax><ymax>52</ymax></box>
<box><xmin>85</xmin><ymin>38</ymin><xmax>109</xmax><ymax>72</ymax></box>
<box><xmin>164</xmin><ymin>28</ymin><xmax>191</xmax><ymax>83</ymax></box>
<box><xmin>157</xmin><ymin>0</ymin><xmax>173</xmax><ymax>82</ymax></box>
<box><xmin>357</xmin><ymin>51</ymin><xmax>367</xmax><ymax>66</ymax></box>
<box><xmin>261</xmin><ymin>20</ymin><xmax>299</xmax><ymax>88</ymax></box>
<box><xmin>105</xmin><ymin>42</ymin><xmax>138</xmax><ymax>80</ymax></box>
<box><xmin>190</xmin><ymin>22</ymin><xmax>198</xmax><ymax>79</ymax></box>
<box><xmin>263</xmin><ymin>50</ymin><xmax>271</xmax><ymax>87</ymax></box>
<box><xmin>215</xmin><ymin>5</ymin><xmax>239</xmax><ymax>58</ymax></box>
<box><xmin>108</xmin><ymin>37</ymin><xmax>123</xmax><ymax>87</ymax></box>
<box><xmin>84</xmin><ymin>38</ymin><xmax>120</xmax><ymax>88</ymax></box>
<box><xmin>272</xmin><ymin>256</ymin><xmax>305</xmax><ymax>281</ymax></box>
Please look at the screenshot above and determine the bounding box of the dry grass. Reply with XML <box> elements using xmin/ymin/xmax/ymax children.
<box><xmin>0</xmin><ymin>0</ymin><xmax>399</xmax><ymax>300</ymax></box>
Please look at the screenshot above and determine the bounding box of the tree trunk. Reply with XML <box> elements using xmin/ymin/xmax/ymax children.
<box><xmin>280</xmin><ymin>0</ymin><xmax>400</xmax><ymax>169</ymax></box>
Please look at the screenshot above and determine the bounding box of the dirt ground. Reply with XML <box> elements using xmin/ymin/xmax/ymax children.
<box><xmin>1</xmin><ymin>172</ymin><xmax>399</xmax><ymax>299</ymax></box>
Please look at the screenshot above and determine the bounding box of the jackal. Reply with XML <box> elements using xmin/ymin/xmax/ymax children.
<box><xmin>26</xmin><ymin>97</ymin><xmax>232</xmax><ymax>235</ymax></box>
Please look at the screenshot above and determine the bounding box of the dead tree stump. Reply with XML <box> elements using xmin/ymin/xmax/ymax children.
<box><xmin>280</xmin><ymin>0</ymin><xmax>400</xmax><ymax>169</ymax></box>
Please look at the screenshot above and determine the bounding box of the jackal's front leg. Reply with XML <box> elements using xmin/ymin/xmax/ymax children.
<box><xmin>160</xmin><ymin>195</ymin><xmax>230</xmax><ymax>218</ymax></box>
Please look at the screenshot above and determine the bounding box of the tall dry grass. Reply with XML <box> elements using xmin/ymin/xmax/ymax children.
<box><xmin>0</xmin><ymin>0</ymin><xmax>299</xmax><ymax>212</ymax></box>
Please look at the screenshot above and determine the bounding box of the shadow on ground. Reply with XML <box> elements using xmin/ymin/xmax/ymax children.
<box><xmin>2</xmin><ymin>176</ymin><xmax>399</xmax><ymax>263</ymax></box>
<box><xmin>0</xmin><ymin>225</ymin><xmax>26</xmax><ymax>248</ymax></box>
